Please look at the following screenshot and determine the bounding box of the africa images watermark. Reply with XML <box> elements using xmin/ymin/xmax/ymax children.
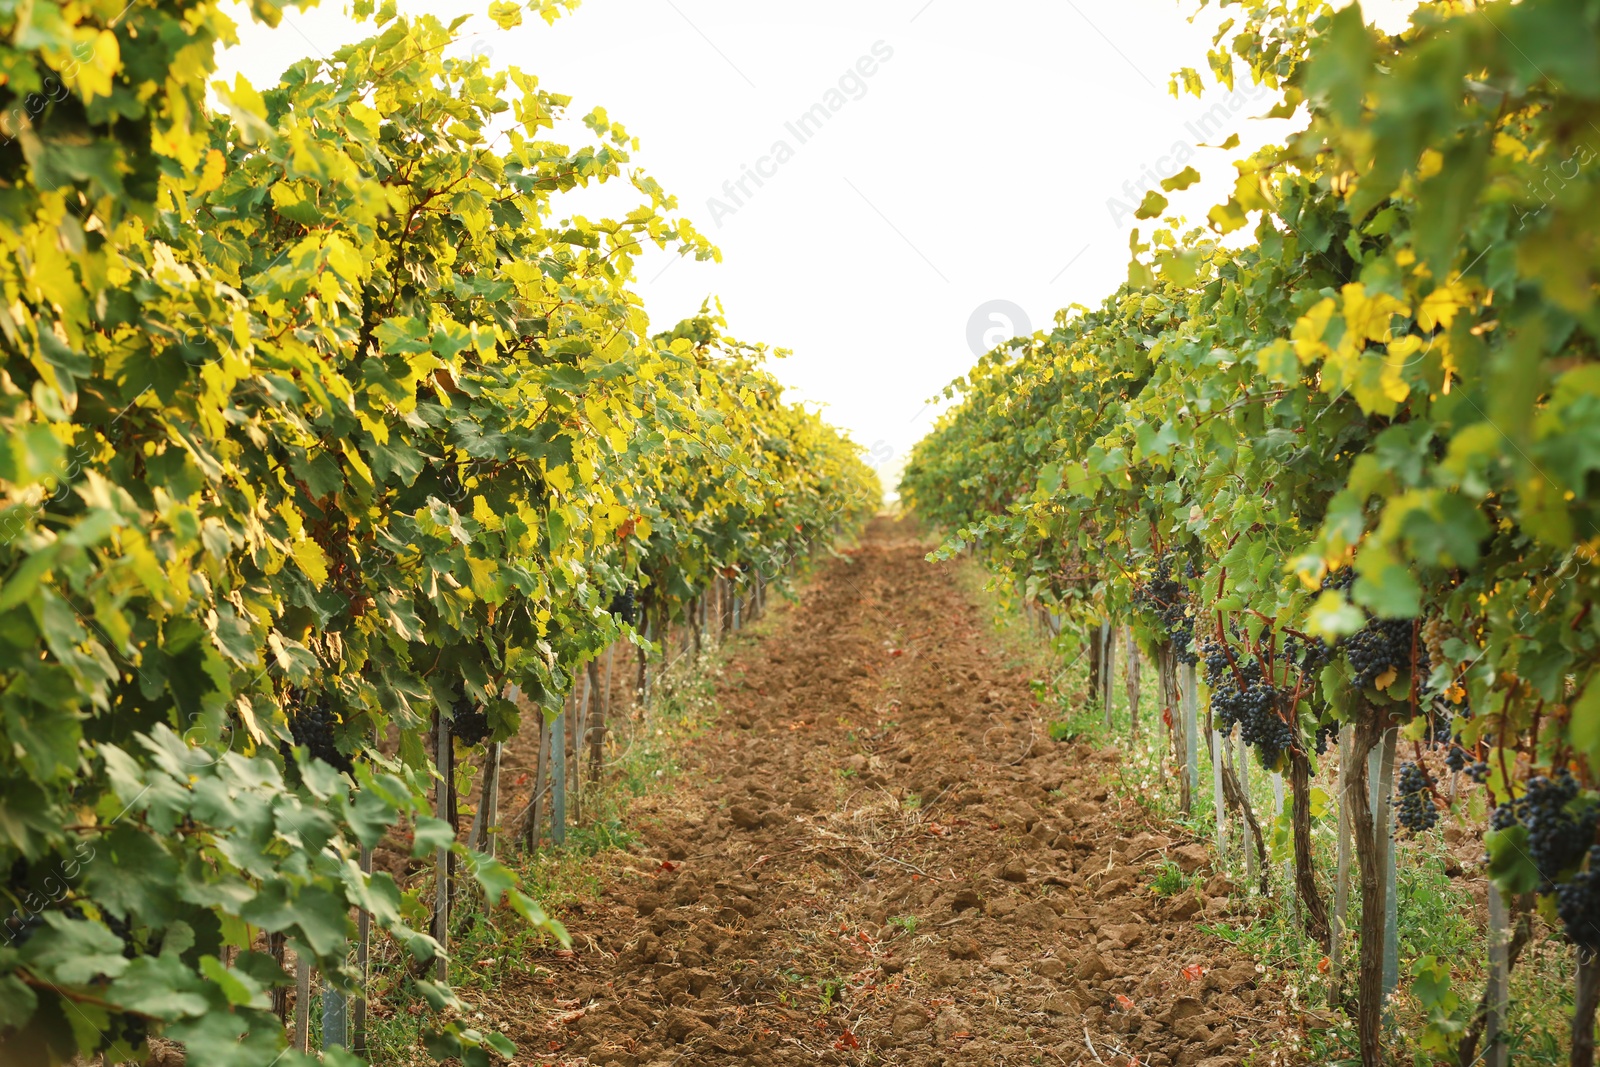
<box><xmin>1103</xmin><ymin>78</ymin><xmax>1275</xmax><ymax>229</ymax></box>
<box><xmin>0</xmin><ymin>35</ymin><xmax>119</xmax><ymax>150</ymax></box>
<box><xmin>705</xmin><ymin>40</ymin><xmax>896</xmax><ymax>227</ymax></box>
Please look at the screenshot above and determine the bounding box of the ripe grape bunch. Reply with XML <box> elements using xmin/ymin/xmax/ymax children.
<box><xmin>1199</xmin><ymin>639</ymin><xmax>1294</xmax><ymax>765</ymax></box>
<box><xmin>608</xmin><ymin>587</ymin><xmax>638</xmax><ymax>626</ymax></box>
<box><xmin>1314</xmin><ymin>720</ymin><xmax>1339</xmax><ymax>756</ymax></box>
<box><xmin>1495</xmin><ymin>769</ymin><xmax>1598</xmax><ymax>890</ymax></box>
<box><xmin>451</xmin><ymin>695</ymin><xmax>491</xmax><ymax>747</ymax></box>
<box><xmin>286</xmin><ymin>694</ymin><xmax>355</xmax><ymax>775</ymax></box>
<box><xmin>1395</xmin><ymin>761</ymin><xmax>1438</xmax><ymax>833</ymax></box>
<box><xmin>1344</xmin><ymin>616</ymin><xmax>1428</xmax><ymax>691</ymax></box>
<box><xmin>1132</xmin><ymin>554</ymin><xmax>1197</xmax><ymax>665</ymax></box>
<box><xmin>1557</xmin><ymin>846</ymin><xmax>1600</xmax><ymax>951</ymax></box>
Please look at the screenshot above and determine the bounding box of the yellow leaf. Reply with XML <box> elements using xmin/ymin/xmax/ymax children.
<box><xmin>1341</xmin><ymin>283</ymin><xmax>1410</xmax><ymax>345</ymax></box>
<box><xmin>1207</xmin><ymin>199</ymin><xmax>1249</xmax><ymax>234</ymax></box>
<box><xmin>324</xmin><ymin>234</ymin><xmax>366</xmax><ymax>283</ymax></box>
<box><xmin>195</xmin><ymin>149</ymin><xmax>226</xmax><ymax>194</ymax></box>
<box><xmin>1417</xmin><ymin>277</ymin><xmax>1474</xmax><ymax>333</ymax></box>
<box><xmin>488</xmin><ymin>0</ymin><xmax>523</xmax><ymax>29</ymax></box>
<box><xmin>1291</xmin><ymin>297</ymin><xmax>1336</xmax><ymax>364</ymax></box>
<box><xmin>1491</xmin><ymin>134</ymin><xmax>1528</xmax><ymax>162</ymax></box>
<box><xmin>291</xmin><ymin>538</ymin><xmax>329</xmax><ymax>588</ymax></box>
<box><xmin>65</xmin><ymin>30</ymin><xmax>120</xmax><ymax>103</ymax></box>
<box><xmin>472</xmin><ymin>494</ymin><xmax>503</xmax><ymax>531</ymax></box>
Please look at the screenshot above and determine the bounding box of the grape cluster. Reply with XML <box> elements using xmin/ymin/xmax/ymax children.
<box><xmin>1557</xmin><ymin>847</ymin><xmax>1600</xmax><ymax>951</ymax></box>
<box><xmin>285</xmin><ymin>694</ymin><xmax>354</xmax><ymax>775</ymax></box>
<box><xmin>1314</xmin><ymin>720</ymin><xmax>1340</xmax><ymax>756</ymax></box>
<box><xmin>101</xmin><ymin>1013</ymin><xmax>149</xmax><ymax>1056</ymax></box>
<box><xmin>1444</xmin><ymin>744</ymin><xmax>1470</xmax><ymax>773</ymax></box>
<box><xmin>1491</xmin><ymin>770</ymin><xmax>1597</xmax><ymax>889</ymax></box>
<box><xmin>1468</xmin><ymin>761</ymin><xmax>1490</xmax><ymax>784</ymax></box>
<box><xmin>1421</xmin><ymin>614</ymin><xmax>1456</xmax><ymax>675</ymax></box>
<box><xmin>1424</xmin><ymin>711</ymin><xmax>1454</xmax><ymax>746</ymax></box>
<box><xmin>1344</xmin><ymin>617</ymin><xmax>1427</xmax><ymax>691</ymax></box>
<box><xmin>1286</xmin><ymin>635</ymin><xmax>1334</xmax><ymax>675</ymax></box>
<box><xmin>1199</xmin><ymin>640</ymin><xmax>1294</xmax><ymax>765</ymax></box>
<box><xmin>608</xmin><ymin>588</ymin><xmax>637</xmax><ymax>625</ymax></box>
<box><xmin>1395</xmin><ymin>761</ymin><xmax>1438</xmax><ymax>833</ymax></box>
<box><xmin>1132</xmin><ymin>555</ymin><xmax>1198</xmax><ymax>664</ymax></box>
<box><xmin>451</xmin><ymin>694</ymin><xmax>491</xmax><ymax>747</ymax></box>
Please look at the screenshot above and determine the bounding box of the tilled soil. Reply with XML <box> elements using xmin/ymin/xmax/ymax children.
<box><xmin>488</xmin><ymin>517</ymin><xmax>1296</xmax><ymax>1066</ymax></box>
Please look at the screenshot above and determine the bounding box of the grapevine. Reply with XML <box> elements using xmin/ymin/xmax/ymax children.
<box><xmin>899</xmin><ymin>2</ymin><xmax>1600</xmax><ymax>1062</ymax></box>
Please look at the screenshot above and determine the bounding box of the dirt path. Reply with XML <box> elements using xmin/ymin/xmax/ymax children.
<box><xmin>491</xmin><ymin>517</ymin><xmax>1292</xmax><ymax>1067</ymax></box>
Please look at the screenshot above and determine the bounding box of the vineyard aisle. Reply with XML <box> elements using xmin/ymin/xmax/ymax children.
<box><xmin>490</xmin><ymin>517</ymin><xmax>1290</xmax><ymax>1067</ymax></box>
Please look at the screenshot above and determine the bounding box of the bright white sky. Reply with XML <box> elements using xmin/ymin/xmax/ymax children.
<box><xmin>219</xmin><ymin>0</ymin><xmax>1416</xmax><ymax>496</ymax></box>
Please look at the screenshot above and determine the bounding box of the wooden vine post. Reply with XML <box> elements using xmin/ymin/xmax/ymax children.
<box><xmin>1125</xmin><ymin>627</ymin><xmax>1141</xmax><ymax>741</ymax></box>
<box><xmin>1347</xmin><ymin>711</ymin><xmax>1398</xmax><ymax>1066</ymax></box>
<box><xmin>549</xmin><ymin>694</ymin><xmax>567</xmax><ymax>846</ymax></box>
<box><xmin>1370</xmin><ymin>726</ymin><xmax>1399</xmax><ymax>1015</ymax></box>
<box><xmin>353</xmin><ymin>841</ymin><xmax>372</xmax><ymax>1055</ymax></box>
<box><xmin>433</xmin><ymin>709</ymin><xmax>451</xmax><ymax>983</ymax></box>
<box><xmin>1484</xmin><ymin>885</ymin><xmax>1510</xmax><ymax>1067</ymax></box>
<box><xmin>1574</xmin><ymin>947</ymin><xmax>1599</xmax><ymax>1067</ymax></box>
<box><xmin>1331</xmin><ymin>727</ymin><xmax>1354</xmax><ymax>1006</ymax></box>
<box><xmin>1211</xmin><ymin>723</ymin><xmax>1229</xmax><ymax>865</ymax></box>
<box><xmin>270</xmin><ymin>933</ymin><xmax>288</xmax><ymax>1022</ymax></box>
<box><xmin>1271</xmin><ymin>771</ymin><xmax>1293</xmax><ymax>916</ymax></box>
<box><xmin>1088</xmin><ymin>624</ymin><xmax>1104</xmax><ymax>713</ymax></box>
<box><xmin>1182</xmin><ymin>662</ymin><xmax>1199</xmax><ymax>816</ymax></box>
<box><xmin>568</xmin><ymin>682</ymin><xmax>582</xmax><ymax>825</ymax></box>
<box><xmin>466</xmin><ymin>742</ymin><xmax>502</xmax><ymax>855</ymax></box>
<box><xmin>322</xmin><ymin>974</ymin><xmax>347</xmax><ymax>1050</ymax></box>
<box><xmin>1100</xmin><ymin>621</ymin><xmax>1117</xmax><ymax>728</ymax></box>
<box><xmin>1236</xmin><ymin>729</ymin><xmax>1256</xmax><ymax>888</ymax></box>
<box><xmin>523</xmin><ymin>715</ymin><xmax>551</xmax><ymax>851</ymax></box>
<box><xmin>294</xmin><ymin>953</ymin><xmax>310</xmax><ymax>1051</ymax></box>
<box><xmin>587</xmin><ymin>659</ymin><xmax>605</xmax><ymax>780</ymax></box>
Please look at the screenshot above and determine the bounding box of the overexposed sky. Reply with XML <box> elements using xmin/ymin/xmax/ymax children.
<box><xmin>218</xmin><ymin>0</ymin><xmax>1417</xmax><ymax>494</ymax></box>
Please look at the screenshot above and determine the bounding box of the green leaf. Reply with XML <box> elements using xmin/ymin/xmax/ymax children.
<box><xmin>1306</xmin><ymin>591</ymin><xmax>1365</xmax><ymax>642</ymax></box>
<box><xmin>1135</xmin><ymin>190</ymin><xmax>1169</xmax><ymax>220</ymax></box>
<box><xmin>107</xmin><ymin>955</ymin><xmax>211</xmax><ymax>1019</ymax></box>
<box><xmin>0</xmin><ymin>975</ymin><xmax>38</xmax><ymax>1028</ymax></box>
<box><xmin>465</xmin><ymin>850</ymin><xmax>516</xmax><ymax>905</ymax></box>
<box><xmin>1571</xmin><ymin>672</ymin><xmax>1600</xmax><ymax>771</ymax></box>
<box><xmin>1485</xmin><ymin>826</ymin><xmax>1542</xmax><ymax>895</ymax></box>
<box><xmin>23</xmin><ymin>913</ymin><xmax>131</xmax><ymax>984</ymax></box>
<box><xmin>199</xmin><ymin>954</ymin><xmax>266</xmax><ymax>1008</ymax></box>
<box><xmin>1160</xmin><ymin>166</ymin><xmax>1201</xmax><ymax>192</ymax></box>
<box><xmin>412</xmin><ymin>816</ymin><xmax>456</xmax><ymax>857</ymax></box>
